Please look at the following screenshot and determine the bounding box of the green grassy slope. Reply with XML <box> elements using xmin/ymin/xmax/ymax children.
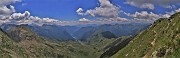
<box><xmin>115</xmin><ymin>12</ymin><xmax>180</xmax><ymax>58</ymax></box>
<box><xmin>100</xmin><ymin>36</ymin><xmax>133</xmax><ymax>58</ymax></box>
<box><xmin>0</xmin><ymin>25</ymin><xmax>122</xmax><ymax>58</ymax></box>
<box><xmin>85</xmin><ymin>29</ymin><xmax>131</xmax><ymax>58</ymax></box>
<box><xmin>0</xmin><ymin>29</ymin><xmax>28</xmax><ymax>58</ymax></box>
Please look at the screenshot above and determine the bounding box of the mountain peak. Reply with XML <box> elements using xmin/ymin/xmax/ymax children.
<box><xmin>101</xmin><ymin>31</ymin><xmax>117</xmax><ymax>39</ymax></box>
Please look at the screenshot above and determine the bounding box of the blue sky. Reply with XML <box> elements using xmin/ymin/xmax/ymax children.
<box><xmin>0</xmin><ymin>0</ymin><xmax>180</xmax><ymax>26</ymax></box>
<box><xmin>14</xmin><ymin>0</ymin><xmax>99</xmax><ymax>21</ymax></box>
<box><xmin>12</xmin><ymin>0</ymin><xmax>178</xmax><ymax>21</ymax></box>
<box><xmin>11</xmin><ymin>0</ymin><xmax>180</xmax><ymax>21</ymax></box>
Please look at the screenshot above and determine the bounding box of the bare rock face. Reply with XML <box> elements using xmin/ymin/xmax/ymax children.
<box><xmin>7</xmin><ymin>25</ymin><xmax>41</xmax><ymax>42</ymax></box>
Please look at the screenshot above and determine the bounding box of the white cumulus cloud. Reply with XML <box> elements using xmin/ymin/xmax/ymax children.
<box><xmin>0</xmin><ymin>5</ymin><xmax>15</xmax><ymax>15</ymax></box>
<box><xmin>10</xmin><ymin>11</ymin><xmax>30</xmax><ymax>20</ymax></box>
<box><xmin>79</xmin><ymin>18</ymin><xmax>90</xmax><ymax>22</ymax></box>
<box><xmin>77</xmin><ymin>0</ymin><xmax>120</xmax><ymax>17</ymax></box>
<box><xmin>76</xmin><ymin>8</ymin><xmax>84</xmax><ymax>15</ymax></box>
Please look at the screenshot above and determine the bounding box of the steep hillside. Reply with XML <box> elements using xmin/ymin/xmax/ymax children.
<box><xmin>114</xmin><ymin>12</ymin><xmax>180</xmax><ymax>58</ymax></box>
<box><xmin>100</xmin><ymin>36</ymin><xmax>133</xmax><ymax>58</ymax></box>
<box><xmin>0</xmin><ymin>29</ymin><xmax>28</xmax><ymax>58</ymax></box>
<box><xmin>83</xmin><ymin>29</ymin><xmax>132</xmax><ymax>57</ymax></box>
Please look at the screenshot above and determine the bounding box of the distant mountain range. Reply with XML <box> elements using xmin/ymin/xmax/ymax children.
<box><xmin>73</xmin><ymin>23</ymin><xmax>150</xmax><ymax>41</ymax></box>
<box><xmin>1</xmin><ymin>23</ymin><xmax>150</xmax><ymax>41</ymax></box>
<box><xmin>1</xmin><ymin>24</ymin><xmax>75</xmax><ymax>40</ymax></box>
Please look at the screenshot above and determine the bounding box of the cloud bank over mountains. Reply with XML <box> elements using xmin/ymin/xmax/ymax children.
<box><xmin>125</xmin><ymin>0</ymin><xmax>154</xmax><ymax>9</ymax></box>
<box><xmin>0</xmin><ymin>0</ymin><xmax>180</xmax><ymax>26</ymax></box>
<box><xmin>125</xmin><ymin>0</ymin><xmax>180</xmax><ymax>9</ymax></box>
<box><xmin>124</xmin><ymin>11</ymin><xmax>170</xmax><ymax>21</ymax></box>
